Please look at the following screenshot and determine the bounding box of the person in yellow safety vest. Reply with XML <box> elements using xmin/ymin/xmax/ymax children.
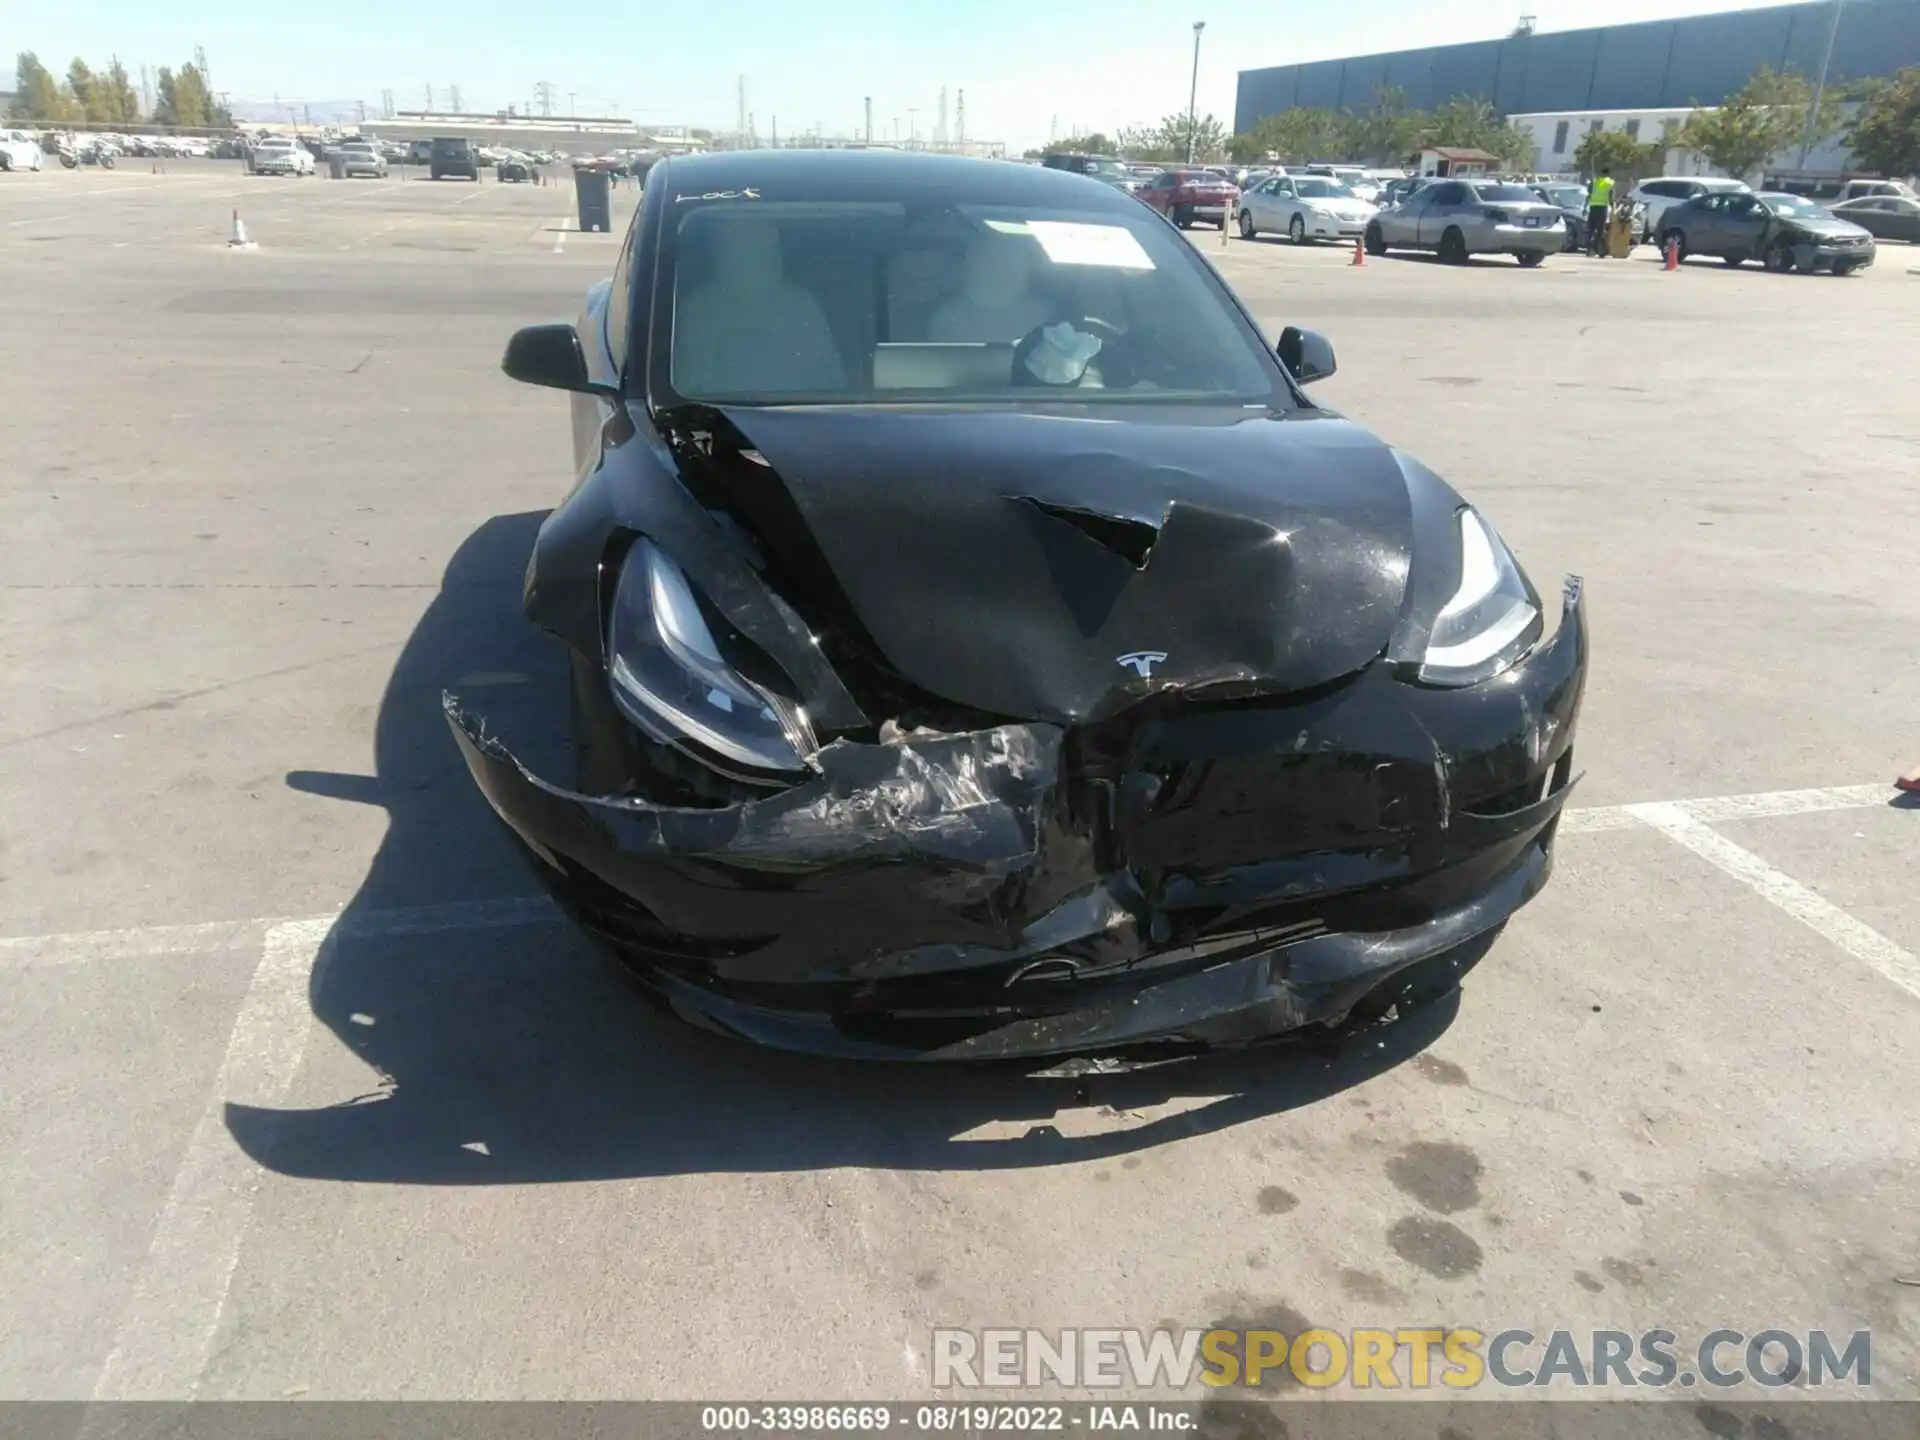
<box><xmin>1586</xmin><ymin>168</ymin><xmax>1615</xmax><ymax>257</ymax></box>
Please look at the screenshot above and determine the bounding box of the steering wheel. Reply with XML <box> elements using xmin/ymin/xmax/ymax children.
<box><xmin>1010</xmin><ymin>315</ymin><xmax>1134</xmax><ymax>389</ymax></box>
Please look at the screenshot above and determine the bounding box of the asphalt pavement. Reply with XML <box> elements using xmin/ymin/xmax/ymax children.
<box><xmin>0</xmin><ymin>160</ymin><xmax>1916</xmax><ymax>1409</ymax></box>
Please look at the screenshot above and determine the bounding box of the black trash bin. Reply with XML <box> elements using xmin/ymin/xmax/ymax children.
<box><xmin>573</xmin><ymin>167</ymin><xmax>612</xmax><ymax>234</ymax></box>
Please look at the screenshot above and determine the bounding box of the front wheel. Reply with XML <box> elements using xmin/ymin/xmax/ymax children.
<box><xmin>1288</xmin><ymin>213</ymin><xmax>1307</xmax><ymax>245</ymax></box>
<box><xmin>1439</xmin><ymin>227</ymin><xmax>1468</xmax><ymax>265</ymax></box>
<box><xmin>1364</xmin><ymin>222</ymin><xmax>1388</xmax><ymax>256</ymax></box>
<box><xmin>60</xmin><ymin>152</ymin><xmax>78</xmax><ymax>169</ymax></box>
<box><xmin>1238</xmin><ymin>207</ymin><xmax>1256</xmax><ymax>240</ymax></box>
<box><xmin>1723</xmin><ymin>252</ymin><xmax>1746</xmax><ymax>267</ymax></box>
<box><xmin>1516</xmin><ymin>250</ymin><xmax>1545</xmax><ymax>268</ymax></box>
<box><xmin>1764</xmin><ymin>239</ymin><xmax>1796</xmax><ymax>273</ymax></box>
<box><xmin>100</xmin><ymin>154</ymin><xmax>114</xmax><ymax>169</ymax></box>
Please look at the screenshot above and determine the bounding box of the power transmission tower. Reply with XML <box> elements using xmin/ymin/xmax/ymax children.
<box><xmin>956</xmin><ymin>90</ymin><xmax>966</xmax><ymax>152</ymax></box>
<box><xmin>381</xmin><ymin>88</ymin><xmax>394</xmax><ymax>118</ymax></box>
<box><xmin>865</xmin><ymin>96</ymin><xmax>873</xmax><ymax>145</ymax></box>
<box><xmin>536</xmin><ymin>81</ymin><xmax>554</xmax><ymax>117</ymax></box>
<box><xmin>426</xmin><ymin>84</ymin><xmax>435</xmax><ymax>110</ymax></box>
<box><xmin>937</xmin><ymin>86</ymin><xmax>948</xmax><ymax>146</ymax></box>
<box><xmin>140</xmin><ymin>65</ymin><xmax>153</xmax><ymax>117</ymax></box>
<box><xmin>357</xmin><ymin>99</ymin><xmax>367</xmax><ymax>123</ymax></box>
<box><xmin>737</xmin><ymin>76</ymin><xmax>747</xmax><ymax>144</ymax></box>
<box><xmin>449</xmin><ymin>84</ymin><xmax>462</xmax><ymax>112</ymax></box>
<box><xmin>195</xmin><ymin>45</ymin><xmax>210</xmax><ymax>89</ymax></box>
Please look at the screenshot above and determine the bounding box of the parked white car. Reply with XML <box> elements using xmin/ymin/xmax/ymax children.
<box><xmin>1630</xmin><ymin>176</ymin><xmax>1750</xmax><ymax>243</ymax></box>
<box><xmin>1</xmin><ymin>129</ymin><xmax>46</xmax><ymax>171</ymax></box>
<box><xmin>1238</xmin><ymin>172</ymin><xmax>1378</xmax><ymax>244</ymax></box>
<box><xmin>249</xmin><ymin>137</ymin><xmax>314</xmax><ymax>176</ymax></box>
<box><xmin>336</xmin><ymin>141</ymin><xmax>389</xmax><ymax>178</ymax></box>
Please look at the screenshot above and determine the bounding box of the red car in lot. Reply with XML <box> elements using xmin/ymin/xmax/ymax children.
<box><xmin>1137</xmin><ymin>168</ymin><xmax>1241</xmax><ymax>228</ymax></box>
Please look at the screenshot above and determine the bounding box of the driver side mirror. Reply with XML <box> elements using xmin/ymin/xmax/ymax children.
<box><xmin>1278</xmin><ymin>326</ymin><xmax>1336</xmax><ymax>386</ymax></box>
<box><xmin>501</xmin><ymin>322</ymin><xmax>615</xmax><ymax>396</ymax></box>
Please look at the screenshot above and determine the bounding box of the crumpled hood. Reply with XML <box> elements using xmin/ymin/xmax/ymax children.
<box><xmin>1786</xmin><ymin>216</ymin><xmax>1871</xmax><ymax>241</ymax></box>
<box><xmin>718</xmin><ymin>406</ymin><xmax>1415</xmax><ymax>722</ymax></box>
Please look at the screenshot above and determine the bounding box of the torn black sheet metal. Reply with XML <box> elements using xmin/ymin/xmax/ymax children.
<box><xmin>443</xmin><ymin>582</ymin><xmax>1586</xmax><ymax>1061</ymax></box>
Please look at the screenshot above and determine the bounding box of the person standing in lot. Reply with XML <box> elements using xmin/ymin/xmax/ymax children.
<box><xmin>1586</xmin><ymin>168</ymin><xmax>1615</xmax><ymax>257</ymax></box>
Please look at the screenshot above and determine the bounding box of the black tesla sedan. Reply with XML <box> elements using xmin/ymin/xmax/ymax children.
<box><xmin>449</xmin><ymin>149</ymin><xmax>1587</xmax><ymax>1062</ymax></box>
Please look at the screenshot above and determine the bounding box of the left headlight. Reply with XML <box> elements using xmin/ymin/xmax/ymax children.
<box><xmin>1418</xmin><ymin>508</ymin><xmax>1543</xmax><ymax>687</ymax></box>
<box><xmin>606</xmin><ymin>538</ymin><xmax>814</xmax><ymax>778</ymax></box>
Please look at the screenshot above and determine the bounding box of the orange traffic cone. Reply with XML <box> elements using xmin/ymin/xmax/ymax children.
<box><xmin>1664</xmin><ymin>237</ymin><xmax>1679</xmax><ymax>271</ymax></box>
<box><xmin>1351</xmin><ymin>235</ymin><xmax>1365</xmax><ymax>267</ymax></box>
<box><xmin>227</xmin><ymin>209</ymin><xmax>256</xmax><ymax>249</ymax></box>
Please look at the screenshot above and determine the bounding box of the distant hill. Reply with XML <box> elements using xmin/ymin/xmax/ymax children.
<box><xmin>227</xmin><ymin>99</ymin><xmax>367</xmax><ymax>125</ymax></box>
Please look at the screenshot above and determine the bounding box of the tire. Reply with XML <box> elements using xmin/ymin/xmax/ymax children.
<box><xmin>1516</xmin><ymin>250</ymin><xmax>1545</xmax><ymax>268</ymax></box>
<box><xmin>1662</xmin><ymin>229</ymin><xmax>1686</xmax><ymax>263</ymax></box>
<box><xmin>1764</xmin><ymin>239</ymin><xmax>1795</xmax><ymax>273</ymax></box>
<box><xmin>1364</xmin><ymin>222</ymin><xmax>1387</xmax><ymax>255</ymax></box>
<box><xmin>1439</xmin><ymin>227</ymin><xmax>1467</xmax><ymax>265</ymax></box>
<box><xmin>1831</xmin><ymin>260</ymin><xmax>1855</xmax><ymax>277</ymax></box>
<box><xmin>1288</xmin><ymin>213</ymin><xmax>1307</xmax><ymax>245</ymax></box>
<box><xmin>1173</xmin><ymin>204</ymin><xmax>1192</xmax><ymax>228</ymax></box>
<box><xmin>0</xmin><ymin>154</ymin><xmax>10</xmax><ymax>172</ymax></box>
<box><xmin>100</xmin><ymin>154</ymin><xmax>114</xmax><ymax>169</ymax></box>
<box><xmin>1723</xmin><ymin>252</ymin><xmax>1745</xmax><ymax>267</ymax></box>
<box><xmin>1238</xmin><ymin>207</ymin><xmax>1256</xmax><ymax>240</ymax></box>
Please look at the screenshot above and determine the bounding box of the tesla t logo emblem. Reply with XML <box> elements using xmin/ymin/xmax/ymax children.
<box><xmin>1116</xmin><ymin>651</ymin><xmax>1169</xmax><ymax>678</ymax></box>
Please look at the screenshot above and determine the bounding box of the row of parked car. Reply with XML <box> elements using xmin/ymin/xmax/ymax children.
<box><xmin>1043</xmin><ymin>150</ymin><xmax>1914</xmax><ymax>272</ymax></box>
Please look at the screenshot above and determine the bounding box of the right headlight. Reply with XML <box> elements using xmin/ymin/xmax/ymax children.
<box><xmin>1418</xmin><ymin>508</ymin><xmax>1543</xmax><ymax>687</ymax></box>
<box><xmin>605</xmin><ymin>538</ymin><xmax>814</xmax><ymax>779</ymax></box>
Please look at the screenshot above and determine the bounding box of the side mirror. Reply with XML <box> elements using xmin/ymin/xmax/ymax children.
<box><xmin>501</xmin><ymin>322</ymin><xmax>614</xmax><ymax>396</ymax></box>
<box><xmin>1278</xmin><ymin>326</ymin><xmax>1336</xmax><ymax>386</ymax></box>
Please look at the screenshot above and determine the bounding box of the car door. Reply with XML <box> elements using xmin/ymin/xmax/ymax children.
<box><xmin>1262</xmin><ymin>176</ymin><xmax>1298</xmax><ymax>229</ymax></box>
<box><xmin>1145</xmin><ymin>173</ymin><xmax>1177</xmax><ymax>215</ymax></box>
<box><xmin>1717</xmin><ymin>193</ymin><xmax>1771</xmax><ymax>258</ymax></box>
<box><xmin>1379</xmin><ymin>186</ymin><xmax>1426</xmax><ymax>245</ymax></box>
<box><xmin>1887</xmin><ymin>198</ymin><xmax>1920</xmax><ymax>242</ymax></box>
<box><xmin>1418</xmin><ymin>182</ymin><xmax>1468</xmax><ymax>247</ymax></box>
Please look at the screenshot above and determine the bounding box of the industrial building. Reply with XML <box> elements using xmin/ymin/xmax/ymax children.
<box><xmin>1235</xmin><ymin>0</ymin><xmax>1920</xmax><ymax>134</ymax></box>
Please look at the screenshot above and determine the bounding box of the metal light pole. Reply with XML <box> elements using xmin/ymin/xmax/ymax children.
<box><xmin>1797</xmin><ymin>0</ymin><xmax>1845</xmax><ymax>169</ymax></box>
<box><xmin>1186</xmin><ymin>21</ymin><xmax>1207</xmax><ymax>165</ymax></box>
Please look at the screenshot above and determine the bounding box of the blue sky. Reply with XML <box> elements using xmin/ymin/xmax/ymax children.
<box><xmin>9</xmin><ymin>0</ymin><xmax>1791</xmax><ymax>148</ymax></box>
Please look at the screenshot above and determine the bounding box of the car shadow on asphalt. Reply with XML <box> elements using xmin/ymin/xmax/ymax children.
<box><xmin>230</xmin><ymin>510</ymin><xmax>1460</xmax><ymax>1185</ymax></box>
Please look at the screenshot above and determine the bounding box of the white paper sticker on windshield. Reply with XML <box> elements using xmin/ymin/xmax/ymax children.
<box><xmin>1027</xmin><ymin>221</ymin><xmax>1156</xmax><ymax>271</ymax></box>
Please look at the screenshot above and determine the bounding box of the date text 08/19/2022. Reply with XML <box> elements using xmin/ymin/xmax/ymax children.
<box><xmin>699</xmin><ymin>1404</ymin><xmax>1192</xmax><ymax>1432</ymax></box>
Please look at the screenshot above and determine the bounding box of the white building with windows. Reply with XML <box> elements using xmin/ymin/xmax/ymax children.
<box><xmin>1509</xmin><ymin>105</ymin><xmax>1860</xmax><ymax>181</ymax></box>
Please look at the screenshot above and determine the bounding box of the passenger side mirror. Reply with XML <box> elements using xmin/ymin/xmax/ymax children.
<box><xmin>501</xmin><ymin>322</ymin><xmax>614</xmax><ymax>396</ymax></box>
<box><xmin>1278</xmin><ymin>326</ymin><xmax>1336</xmax><ymax>386</ymax></box>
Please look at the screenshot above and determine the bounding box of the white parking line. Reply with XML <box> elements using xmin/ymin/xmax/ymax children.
<box><xmin>90</xmin><ymin>917</ymin><xmax>331</xmax><ymax>1400</ymax></box>
<box><xmin>1627</xmin><ymin>802</ymin><xmax>1920</xmax><ymax>1005</ymax></box>
<box><xmin>552</xmin><ymin>215</ymin><xmax>570</xmax><ymax>254</ymax></box>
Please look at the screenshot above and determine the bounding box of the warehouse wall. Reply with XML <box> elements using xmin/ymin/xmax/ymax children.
<box><xmin>1235</xmin><ymin>0</ymin><xmax>1920</xmax><ymax>133</ymax></box>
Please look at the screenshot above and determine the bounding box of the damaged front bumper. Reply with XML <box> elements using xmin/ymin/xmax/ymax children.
<box><xmin>446</xmin><ymin>585</ymin><xmax>1588</xmax><ymax>1062</ymax></box>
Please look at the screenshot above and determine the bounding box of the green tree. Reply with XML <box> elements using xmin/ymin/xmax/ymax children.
<box><xmin>67</xmin><ymin>58</ymin><xmax>104</xmax><ymax>121</ymax></box>
<box><xmin>1679</xmin><ymin>67</ymin><xmax>1833</xmax><ymax>180</ymax></box>
<box><xmin>98</xmin><ymin>57</ymin><xmax>141</xmax><ymax>124</ymax></box>
<box><xmin>1573</xmin><ymin>126</ymin><xmax>1663</xmax><ymax>184</ymax></box>
<box><xmin>1116</xmin><ymin>113</ymin><xmax>1227</xmax><ymax>163</ymax></box>
<box><xmin>1844</xmin><ymin>66</ymin><xmax>1920</xmax><ymax>178</ymax></box>
<box><xmin>1051</xmin><ymin>132</ymin><xmax>1117</xmax><ymax>156</ymax></box>
<box><xmin>11</xmin><ymin>51</ymin><xmax>75</xmax><ymax>121</ymax></box>
<box><xmin>154</xmin><ymin>61</ymin><xmax>217</xmax><ymax>128</ymax></box>
<box><xmin>1239</xmin><ymin>106</ymin><xmax>1348</xmax><ymax>165</ymax></box>
<box><xmin>1345</xmin><ymin>85</ymin><xmax>1424</xmax><ymax>165</ymax></box>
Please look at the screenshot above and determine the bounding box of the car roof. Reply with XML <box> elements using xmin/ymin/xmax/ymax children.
<box><xmin>658</xmin><ymin>149</ymin><xmax>1146</xmax><ymax>213</ymax></box>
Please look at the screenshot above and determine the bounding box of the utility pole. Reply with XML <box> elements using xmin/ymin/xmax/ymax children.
<box><xmin>449</xmin><ymin>84</ymin><xmax>462</xmax><ymax>112</ymax></box>
<box><xmin>1798</xmin><ymin>0</ymin><xmax>1846</xmax><ymax>168</ymax></box>
<box><xmin>357</xmin><ymin>99</ymin><xmax>367</xmax><ymax>123</ymax></box>
<box><xmin>864</xmin><ymin>96</ymin><xmax>873</xmax><ymax>145</ymax></box>
<box><xmin>771</xmin><ymin>116</ymin><xmax>778</xmax><ymax>147</ymax></box>
<box><xmin>737</xmin><ymin>76</ymin><xmax>747</xmax><ymax>143</ymax></box>
<box><xmin>937</xmin><ymin>86</ymin><xmax>948</xmax><ymax>146</ymax></box>
<box><xmin>381</xmin><ymin>89</ymin><xmax>394</xmax><ymax>118</ymax></box>
<box><xmin>908</xmin><ymin>107</ymin><xmax>919</xmax><ymax>145</ymax></box>
<box><xmin>426</xmin><ymin>84</ymin><xmax>435</xmax><ymax>111</ymax></box>
<box><xmin>1186</xmin><ymin>20</ymin><xmax>1207</xmax><ymax>164</ymax></box>
<box><xmin>956</xmin><ymin>90</ymin><xmax>966</xmax><ymax>152</ymax></box>
<box><xmin>139</xmin><ymin>65</ymin><xmax>153</xmax><ymax>118</ymax></box>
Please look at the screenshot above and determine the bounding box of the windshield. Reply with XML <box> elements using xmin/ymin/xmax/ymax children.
<box><xmin>663</xmin><ymin>200</ymin><xmax>1283</xmax><ymax>407</ymax></box>
<box><xmin>1538</xmin><ymin>185</ymin><xmax>1584</xmax><ymax>208</ymax></box>
<box><xmin>1763</xmin><ymin>195</ymin><xmax>1829</xmax><ymax>219</ymax></box>
<box><xmin>1292</xmin><ymin>178</ymin><xmax>1353</xmax><ymax>199</ymax></box>
<box><xmin>1471</xmin><ymin>183</ymin><xmax>1541</xmax><ymax>203</ymax></box>
<box><xmin>1080</xmin><ymin>157</ymin><xmax>1127</xmax><ymax>178</ymax></box>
